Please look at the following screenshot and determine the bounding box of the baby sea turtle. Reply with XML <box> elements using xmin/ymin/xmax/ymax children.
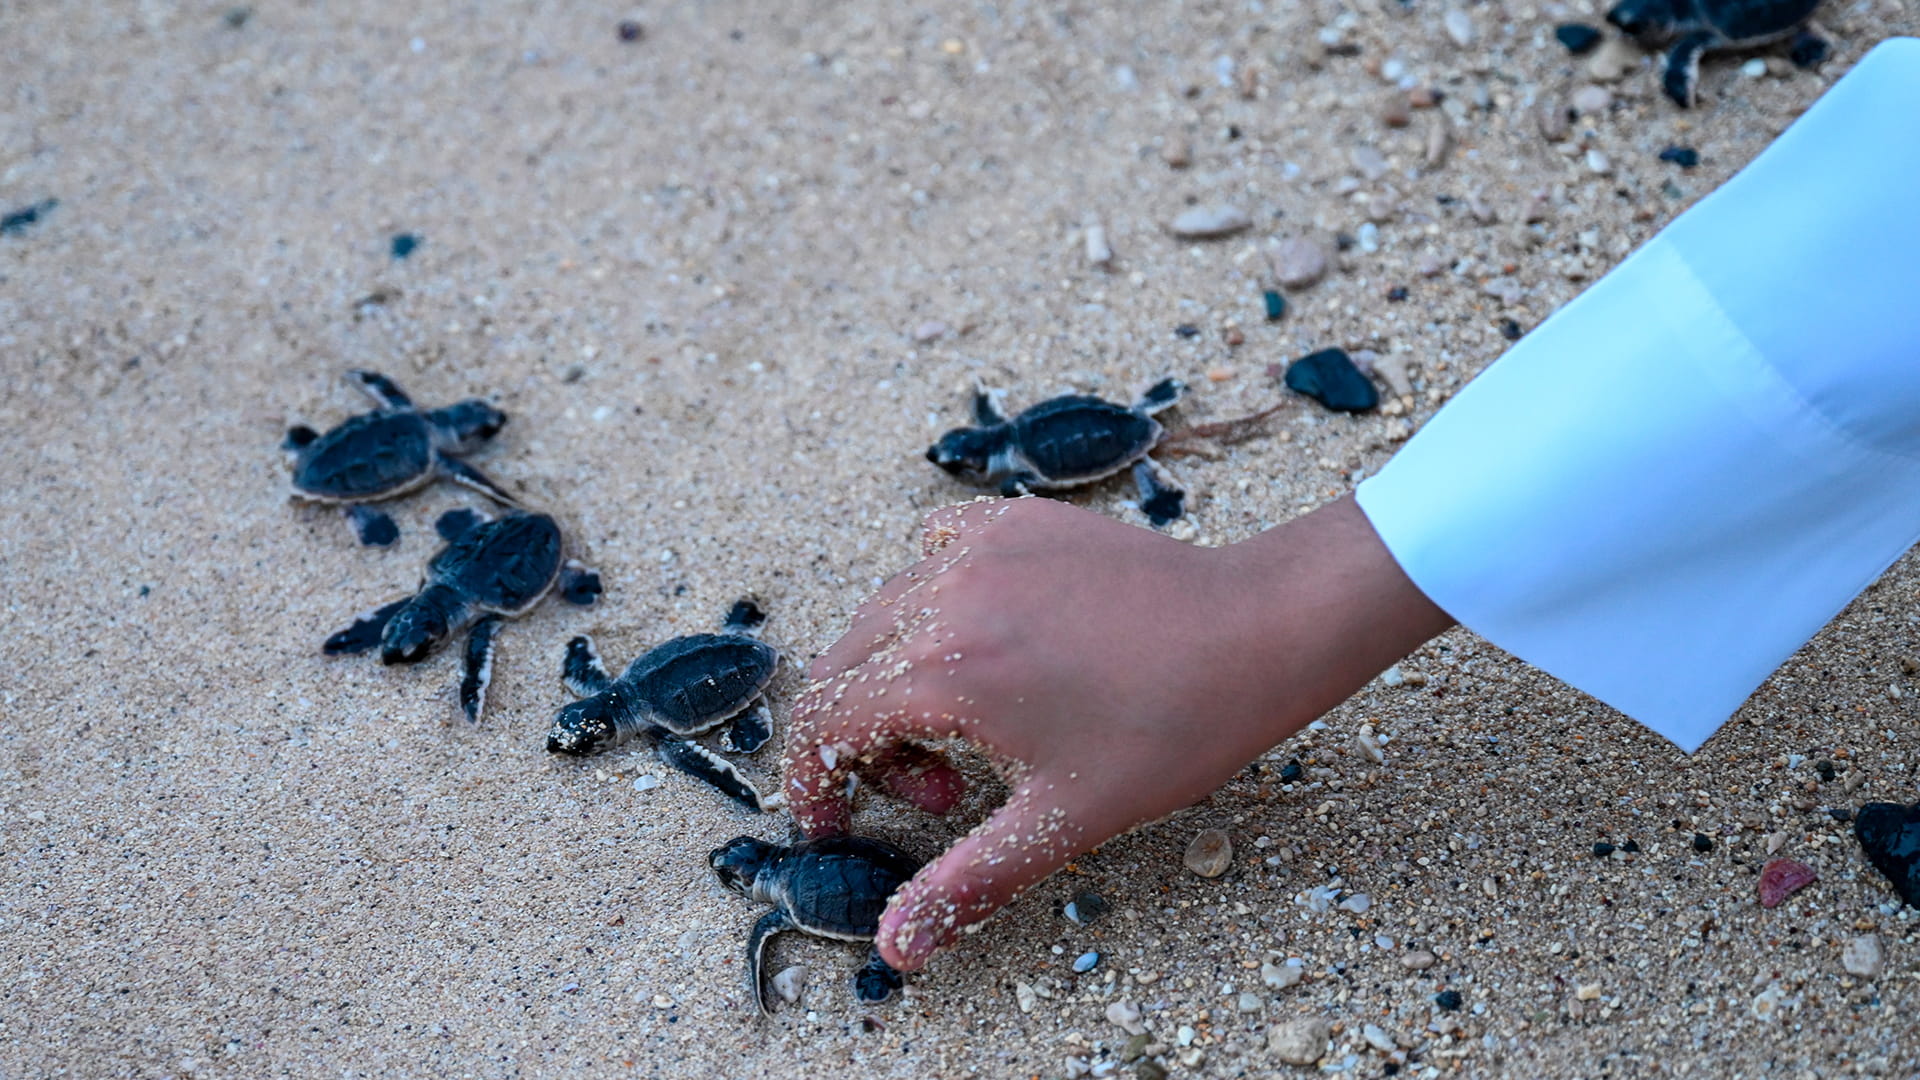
<box><xmin>1606</xmin><ymin>0</ymin><xmax>1828</xmax><ymax>107</ymax></box>
<box><xmin>709</xmin><ymin>833</ymin><xmax>923</xmax><ymax>1016</ymax></box>
<box><xmin>325</xmin><ymin>508</ymin><xmax>601</xmax><ymax>722</ymax></box>
<box><xmin>546</xmin><ymin>600</ymin><xmax>780</xmax><ymax>812</ymax></box>
<box><xmin>926</xmin><ymin>378</ymin><xmax>1191</xmax><ymax>526</ymax></box>
<box><xmin>284</xmin><ymin>370</ymin><xmax>517</xmax><ymax>546</ymax></box>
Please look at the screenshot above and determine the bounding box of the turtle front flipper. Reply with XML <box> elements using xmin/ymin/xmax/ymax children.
<box><xmin>459</xmin><ymin>614</ymin><xmax>506</xmax><ymax>723</ymax></box>
<box><xmin>435</xmin><ymin>507</ymin><xmax>489</xmax><ymax>542</ymax></box>
<box><xmin>347</xmin><ymin>369</ymin><xmax>414</xmax><ymax>410</ymax></box>
<box><xmin>348</xmin><ymin>505</ymin><xmax>400</xmax><ymax>547</ymax></box>
<box><xmin>852</xmin><ymin>947</ymin><xmax>904</xmax><ymax>1005</ymax></box>
<box><xmin>436</xmin><ymin>454</ymin><xmax>521</xmax><ymax>507</ymax></box>
<box><xmin>1132</xmin><ymin>459</ymin><xmax>1186</xmax><ymax>527</ymax></box>
<box><xmin>283</xmin><ymin>425</ymin><xmax>319</xmax><ymax>452</ymax></box>
<box><xmin>970</xmin><ymin>383</ymin><xmax>1011</xmax><ymax>426</ymax></box>
<box><xmin>323</xmin><ymin>598</ymin><xmax>410</xmax><ymax>655</ymax></box>
<box><xmin>722</xmin><ymin>598</ymin><xmax>767</xmax><ymax>635</ymax></box>
<box><xmin>1788</xmin><ymin>29</ymin><xmax>1828</xmax><ymax>68</ymax></box>
<box><xmin>1663</xmin><ymin>31</ymin><xmax>1717</xmax><ymax>107</ymax></box>
<box><xmin>746</xmin><ymin>908</ymin><xmax>795</xmax><ymax>1016</ymax></box>
<box><xmin>719</xmin><ymin>699</ymin><xmax>773</xmax><ymax>755</ymax></box>
<box><xmin>1135</xmin><ymin>377</ymin><xmax>1187</xmax><ymax>415</ymax></box>
<box><xmin>649</xmin><ymin>727</ymin><xmax>768</xmax><ymax>813</ymax></box>
<box><xmin>559</xmin><ymin>560</ymin><xmax>602</xmax><ymax>606</ymax></box>
<box><xmin>561</xmin><ymin>635</ymin><xmax>615</xmax><ymax>697</ymax></box>
<box><xmin>997</xmin><ymin>472</ymin><xmax>1038</xmax><ymax>498</ymax></box>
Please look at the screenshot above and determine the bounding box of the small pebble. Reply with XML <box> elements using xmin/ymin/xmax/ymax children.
<box><xmin>1170</xmin><ymin>205</ymin><xmax>1250</xmax><ymax>239</ymax></box>
<box><xmin>1659</xmin><ymin>146</ymin><xmax>1700</xmax><ymax>168</ymax></box>
<box><xmin>1380</xmin><ymin>94</ymin><xmax>1412</xmax><ymax>128</ymax></box>
<box><xmin>1751</xmin><ymin>984</ymin><xmax>1789</xmax><ymax>1022</ymax></box>
<box><xmin>1387</xmin><ymin>286</ymin><xmax>1408</xmax><ymax>302</ymax></box>
<box><xmin>1162</xmin><ymin>136</ymin><xmax>1193</xmax><ymax>169</ymax></box>
<box><xmin>1351</xmin><ymin>145</ymin><xmax>1389</xmax><ymax>181</ymax></box>
<box><xmin>1222</xmin><ymin>328</ymin><xmax>1245</xmax><ymax>348</ymax></box>
<box><xmin>1741</xmin><ymin>57</ymin><xmax>1768</xmax><ymax>78</ymax></box>
<box><xmin>1285</xmin><ymin>348</ymin><xmax>1378</xmax><ymax>413</ymax></box>
<box><xmin>1500</xmin><ymin>318</ymin><xmax>1523</xmax><ymax>341</ymax></box>
<box><xmin>1266</xmin><ymin>1017</ymin><xmax>1330</xmax><ymax>1065</ymax></box>
<box><xmin>1067</xmin><ymin>891</ymin><xmax>1111</xmax><ymax>924</ymax></box>
<box><xmin>1841</xmin><ymin>934</ymin><xmax>1885</xmax><ymax>979</ymax></box>
<box><xmin>1015</xmin><ymin>981</ymin><xmax>1038</xmax><ymax>1013</ymax></box>
<box><xmin>1263</xmin><ymin>289</ymin><xmax>1287</xmax><ymax>321</ymax></box>
<box><xmin>1554</xmin><ymin>23</ymin><xmax>1603</xmax><ymax>54</ymax></box>
<box><xmin>1693</xmin><ymin>832</ymin><xmax>1714</xmax><ymax>853</ymax></box>
<box><xmin>1483</xmin><ymin>277</ymin><xmax>1523</xmax><ymax>305</ymax></box>
<box><xmin>1434</xmin><ymin>989</ymin><xmax>1463</xmax><ymax>1011</ymax></box>
<box><xmin>1409</xmin><ymin>86</ymin><xmax>1440</xmax><ymax>109</ymax></box>
<box><xmin>1591</xmin><ymin>842</ymin><xmax>1616</xmax><ymax>858</ymax></box>
<box><xmin>1356</xmin><ymin>222</ymin><xmax>1380</xmax><ymax>253</ymax></box>
<box><xmin>1815</xmin><ymin>759</ymin><xmax>1837</xmax><ymax>782</ymax></box>
<box><xmin>1354</xmin><ymin>732</ymin><xmax>1384</xmax><ymax>764</ymax></box>
<box><xmin>1106</xmin><ymin>1000</ymin><xmax>1146</xmax><ymax>1034</ymax></box>
<box><xmin>912</xmin><ymin>320</ymin><xmax>949</xmax><ymax>342</ymax></box>
<box><xmin>633</xmin><ymin>774</ymin><xmax>661</xmax><ymax>792</ymax></box>
<box><xmin>1443</xmin><ymin>9</ymin><xmax>1474</xmax><ymax>47</ymax></box>
<box><xmin>1184</xmin><ymin>829</ymin><xmax>1234</xmax><ymax>878</ymax></box>
<box><xmin>389</xmin><ymin>232</ymin><xmax>421</xmax><ymax>259</ymax></box>
<box><xmin>1536</xmin><ymin>99</ymin><xmax>1571</xmax><ymax>142</ymax></box>
<box><xmin>1073</xmin><ymin>951</ymin><xmax>1100</xmax><ymax>973</ymax></box>
<box><xmin>1586</xmin><ymin>36</ymin><xmax>1640</xmax><ymax>82</ymax></box>
<box><xmin>1585</xmin><ymin>149</ymin><xmax>1613</xmax><ymax>175</ymax></box>
<box><xmin>1362</xmin><ymin>1024</ymin><xmax>1398</xmax><ymax>1053</ymax></box>
<box><xmin>1854</xmin><ymin>801</ymin><xmax>1920</xmax><ymax>907</ymax></box>
<box><xmin>1261</xmin><ymin>960</ymin><xmax>1305</xmax><ymax>990</ymax></box>
<box><xmin>1758</xmin><ymin>858</ymin><xmax>1817</xmax><ymax>908</ymax></box>
<box><xmin>1270</xmin><ymin>237</ymin><xmax>1329</xmax><ymax>288</ymax></box>
<box><xmin>1424</xmin><ymin>113</ymin><xmax>1452</xmax><ymax>169</ymax></box>
<box><xmin>1278</xmin><ymin>759</ymin><xmax>1304</xmax><ymax>783</ymax></box>
<box><xmin>1337</xmin><ymin>892</ymin><xmax>1372</xmax><ymax>913</ymax></box>
<box><xmin>617</xmin><ymin>19</ymin><xmax>644</xmax><ymax>42</ymax></box>
<box><xmin>1136</xmin><ymin>1062</ymin><xmax>1168</xmax><ymax>1080</ymax></box>
<box><xmin>772</xmin><ymin>965</ymin><xmax>807</xmax><ymax>1004</ymax></box>
<box><xmin>1173</xmin><ymin>323</ymin><xmax>1200</xmax><ymax>339</ymax></box>
<box><xmin>1237</xmin><ymin>991</ymin><xmax>1264</xmax><ymax>1013</ymax></box>
<box><xmin>1571</xmin><ymin>85</ymin><xmax>1612</xmax><ymax>115</ymax></box>
<box><xmin>1085</xmin><ymin>223</ymin><xmax>1114</xmax><ymax>268</ymax></box>
<box><xmin>1400</xmin><ymin>950</ymin><xmax>1436</xmax><ymax>971</ymax></box>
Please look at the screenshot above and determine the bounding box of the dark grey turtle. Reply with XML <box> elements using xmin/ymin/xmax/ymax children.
<box><xmin>709</xmin><ymin>834</ymin><xmax>923</xmax><ymax>1016</ymax></box>
<box><xmin>926</xmin><ymin>378</ymin><xmax>1190</xmax><ymax>526</ymax></box>
<box><xmin>1607</xmin><ymin>0</ymin><xmax>1828</xmax><ymax>108</ymax></box>
<box><xmin>325</xmin><ymin>508</ymin><xmax>601</xmax><ymax>722</ymax></box>
<box><xmin>546</xmin><ymin>600</ymin><xmax>780</xmax><ymax>812</ymax></box>
<box><xmin>283</xmin><ymin>370</ymin><xmax>517</xmax><ymax>546</ymax></box>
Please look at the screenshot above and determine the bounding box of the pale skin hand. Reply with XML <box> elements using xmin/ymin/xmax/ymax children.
<box><xmin>785</xmin><ymin>494</ymin><xmax>1454</xmax><ymax>972</ymax></box>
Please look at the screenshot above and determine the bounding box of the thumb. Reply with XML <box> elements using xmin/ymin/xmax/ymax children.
<box><xmin>875</xmin><ymin>774</ymin><xmax>1085</xmax><ymax>971</ymax></box>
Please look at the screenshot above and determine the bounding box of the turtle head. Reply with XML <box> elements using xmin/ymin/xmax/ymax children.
<box><xmin>926</xmin><ymin>426</ymin><xmax>1003</xmax><ymax>485</ymax></box>
<box><xmin>545</xmin><ymin>695</ymin><xmax>620</xmax><ymax>756</ymax></box>
<box><xmin>379</xmin><ymin>586</ymin><xmax>460</xmax><ymax>665</ymax></box>
<box><xmin>1606</xmin><ymin>0</ymin><xmax>1681</xmax><ymax>40</ymax></box>
<box><xmin>708</xmin><ymin>835</ymin><xmax>781</xmax><ymax>899</ymax></box>
<box><xmin>425</xmin><ymin>399</ymin><xmax>509</xmax><ymax>453</ymax></box>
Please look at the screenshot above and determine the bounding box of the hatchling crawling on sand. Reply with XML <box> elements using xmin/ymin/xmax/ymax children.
<box><xmin>284</xmin><ymin>370</ymin><xmax>518</xmax><ymax>545</ymax></box>
<box><xmin>545</xmin><ymin>600</ymin><xmax>781</xmax><ymax>812</ymax></box>
<box><xmin>709</xmin><ymin>833</ymin><xmax>923</xmax><ymax>1016</ymax></box>
<box><xmin>1607</xmin><ymin>0</ymin><xmax>1829</xmax><ymax>107</ymax></box>
<box><xmin>325</xmin><ymin>508</ymin><xmax>601</xmax><ymax>721</ymax></box>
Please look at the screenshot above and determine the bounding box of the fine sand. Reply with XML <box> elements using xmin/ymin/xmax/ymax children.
<box><xmin>3</xmin><ymin>2</ymin><xmax>1917</xmax><ymax>1077</ymax></box>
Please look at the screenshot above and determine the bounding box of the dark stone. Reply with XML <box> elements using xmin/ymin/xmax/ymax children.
<box><xmin>1555</xmin><ymin>23</ymin><xmax>1604</xmax><ymax>53</ymax></box>
<box><xmin>1279</xmin><ymin>758</ymin><xmax>1304</xmax><ymax>783</ymax></box>
<box><xmin>1814</xmin><ymin>759</ymin><xmax>1836</xmax><ymax>783</ymax></box>
<box><xmin>1828</xmin><ymin>807</ymin><xmax>1853</xmax><ymax>823</ymax></box>
<box><xmin>1434</xmin><ymin>989</ymin><xmax>1463</xmax><ymax>1011</ymax></box>
<box><xmin>223</xmin><ymin>6</ymin><xmax>252</xmax><ymax>28</ymax></box>
<box><xmin>390</xmin><ymin>232</ymin><xmax>421</xmax><ymax>259</ymax></box>
<box><xmin>1</xmin><ymin>198</ymin><xmax>57</xmax><ymax>235</ymax></box>
<box><xmin>1855</xmin><ymin>802</ymin><xmax>1920</xmax><ymax>907</ymax></box>
<box><xmin>1284</xmin><ymin>348</ymin><xmax>1377</xmax><ymax>413</ymax></box>
<box><xmin>1387</xmin><ymin>286</ymin><xmax>1408</xmax><ymax>302</ymax></box>
<box><xmin>1789</xmin><ymin>31</ymin><xmax>1828</xmax><ymax>69</ymax></box>
<box><xmin>1591</xmin><ymin>842</ymin><xmax>1615</xmax><ymax>858</ymax></box>
<box><xmin>1174</xmin><ymin>323</ymin><xmax>1200</xmax><ymax>339</ymax></box>
<box><xmin>1334</xmin><ymin>231</ymin><xmax>1356</xmax><ymax>252</ymax></box>
<box><xmin>1069</xmin><ymin>890</ymin><xmax>1111</xmax><ymax>924</ymax></box>
<box><xmin>1693</xmin><ymin>833</ymin><xmax>1714</xmax><ymax>853</ymax></box>
<box><xmin>1621</xmin><ymin>839</ymin><xmax>1641</xmax><ymax>853</ymax></box>
<box><xmin>1500</xmin><ymin>318</ymin><xmax>1523</xmax><ymax>341</ymax></box>
<box><xmin>1263</xmin><ymin>289</ymin><xmax>1287</xmax><ymax>322</ymax></box>
<box><xmin>617</xmin><ymin>19</ymin><xmax>645</xmax><ymax>42</ymax></box>
<box><xmin>1658</xmin><ymin>146</ymin><xmax>1700</xmax><ymax>169</ymax></box>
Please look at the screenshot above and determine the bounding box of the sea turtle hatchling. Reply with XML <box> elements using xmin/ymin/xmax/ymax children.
<box><xmin>708</xmin><ymin>833</ymin><xmax>923</xmax><ymax>1016</ymax></box>
<box><xmin>926</xmin><ymin>378</ymin><xmax>1192</xmax><ymax>526</ymax></box>
<box><xmin>545</xmin><ymin>600</ymin><xmax>780</xmax><ymax>813</ymax></box>
<box><xmin>1606</xmin><ymin>0</ymin><xmax>1828</xmax><ymax>108</ymax></box>
<box><xmin>283</xmin><ymin>370</ymin><xmax>518</xmax><ymax>546</ymax></box>
<box><xmin>325</xmin><ymin>508</ymin><xmax>602</xmax><ymax>722</ymax></box>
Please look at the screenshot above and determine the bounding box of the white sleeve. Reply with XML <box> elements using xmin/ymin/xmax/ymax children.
<box><xmin>1354</xmin><ymin>38</ymin><xmax>1920</xmax><ymax>753</ymax></box>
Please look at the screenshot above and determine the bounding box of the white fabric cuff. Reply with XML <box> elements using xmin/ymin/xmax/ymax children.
<box><xmin>1356</xmin><ymin>38</ymin><xmax>1920</xmax><ymax>753</ymax></box>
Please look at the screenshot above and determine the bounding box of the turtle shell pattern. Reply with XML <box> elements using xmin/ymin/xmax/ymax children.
<box><xmin>429</xmin><ymin>511</ymin><xmax>563</xmax><ymax>614</ymax></box>
<box><xmin>622</xmin><ymin>633</ymin><xmax>778</xmax><ymax>734</ymax></box>
<box><xmin>292</xmin><ymin>411</ymin><xmax>434</xmax><ymax>500</ymax></box>
<box><xmin>775</xmin><ymin>836</ymin><xmax>923</xmax><ymax>938</ymax></box>
<box><xmin>1700</xmin><ymin>0</ymin><xmax>1820</xmax><ymax>41</ymax></box>
<box><xmin>1011</xmin><ymin>396</ymin><xmax>1161</xmax><ymax>483</ymax></box>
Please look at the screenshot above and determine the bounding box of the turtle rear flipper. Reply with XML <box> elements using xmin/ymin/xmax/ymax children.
<box><xmin>1788</xmin><ymin>28</ymin><xmax>1828</xmax><ymax>67</ymax></box>
<box><xmin>283</xmin><ymin>425</ymin><xmax>319</xmax><ymax>452</ymax></box>
<box><xmin>436</xmin><ymin>454</ymin><xmax>521</xmax><ymax>507</ymax></box>
<box><xmin>459</xmin><ymin>614</ymin><xmax>505</xmax><ymax>724</ymax></box>
<box><xmin>723</xmin><ymin>598</ymin><xmax>767</xmax><ymax>635</ymax></box>
<box><xmin>435</xmin><ymin>506</ymin><xmax>489</xmax><ymax>542</ymax></box>
<box><xmin>1664</xmin><ymin>31</ymin><xmax>1716</xmax><ymax>107</ymax></box>
<box><xmin>852</xmin><ymin>947</ymin><xmax>904</xmax><ymax>1004</ymax></box>
<box><xmin>561</xmin><ymin>635</ymin><xmax>615</xmax><ymax>697</ymax></box>
<box><xmin>1135</xmin><ymin>377</ymin><xmax>1187</xmax><ymax>415</ymax></box>
<box><xmin>324</xmin><ymin>598</ymin><xmax>409</xmax><ymax>655</ymax></box>
<box><xmin>719</xmin><ymin>700</ymin><xmax>773</xmax><ymax>755</ymax></box>
<box><xmin>559</xmin><ymin>560</ymin><xmax>602</xmax><ymax>606</ymax></box>
<box><xmin>349</xmin><ymin>505</ymin><xmax>400</xmax><ymax>547</ymax></box>
<box><xmin>1132</xmin><ymin>459</ymin><xmax>1185</xmax><ymax>527</ymax></box>
<box><xmin>649</xmin><ymin>728</ymin><xmax>767</xmax><ymax>813</ymax></box>
<box><xmin>747</xmin><ymin>908</ymin><xmax>795</xmax><ymax>1016</ymax></box>
<box><xmin>347</xmin><ymin>369</ymin><xmax>414</xmax><ymax>410</ymax></box>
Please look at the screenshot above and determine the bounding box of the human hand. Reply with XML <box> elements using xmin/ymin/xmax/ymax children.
<box><xmin>785</xmin><ymin>495</ymin><xmax>1451</xmax><ymax>972</ymax></box>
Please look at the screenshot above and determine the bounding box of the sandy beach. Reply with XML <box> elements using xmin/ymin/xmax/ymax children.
<box><xmin>3</xmin><ymin>1</ymin><xmax>1917</xmax><ymax>1076</ymax></box>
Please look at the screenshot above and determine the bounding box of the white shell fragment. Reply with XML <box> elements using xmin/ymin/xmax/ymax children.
<box><xmin>1170</xmin><ymin>205</ymin><xmax>1252</xmax><ymax>238</ymax></box>
<box><xmin>772</xmin><ymin>965</ymin><xmax>808</xmax><ymax>1004</ymax></box>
